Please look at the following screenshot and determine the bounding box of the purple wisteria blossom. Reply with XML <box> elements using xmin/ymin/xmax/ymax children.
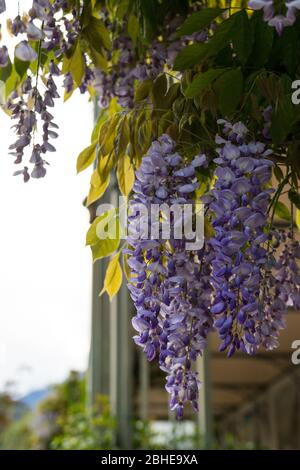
<box><xmin>127</xmin><ymin>134</ymin><xmax>213</xmax><ymax>418</ymax></box>
<box><xmin>0</xmin><ymin>45</ymin><xmax>9</xmax><ymax>67</ymax></box>
<box><xmin>205</xmin><ymin>120</ymin><xmax>275</xmax><ymax>356</ymax></box>
<box><xmin>249</xmin><ymin>0</ymin><xmax>300</xmax><ymax>34</ymax></box>
<box><xmin>94</xmin><ymin>8</ymin><xmax>210</xmax><ymax>109</ymax></box>
<box><xmin>0</xmin><ymin>0</ymin><xmax>6</xmax><ymax>15</ymax></box>
<box><xmin>15</xmin><ymin>40</ymin><xmax>38</xmax><ymax>62</ymax></box>
<box><xmin>9</xmin><ymin>72</ymin><xmax>60</xmax><ymax>181</ymax></box>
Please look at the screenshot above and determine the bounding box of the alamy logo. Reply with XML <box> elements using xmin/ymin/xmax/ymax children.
<box><xmin>291</xmin><ymin>340</ymin><xmax>300</xmax><ymax>365</ymax></box>
<box><xmin>95</xmin><ymin>196</ymin><xmax>205</xmax><ymax>251</ymax></box>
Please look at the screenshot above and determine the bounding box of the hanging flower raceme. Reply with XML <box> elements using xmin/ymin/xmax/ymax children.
<box><xmin>274</xmin><ymin>230</ymin><xmax>300</xmax><ymax>309</ymax></box>
<box><xmin>248</xmin><ymin>0</ymin><xmax>300</xmax><ymax>34</ymax></box>
<box><xmin>2</xmin><ymin>1</ymin><xmax>84</xmax><ymax>180</ymax></box>
<box><xmin>127</xmin><ymin>134</ymin><xmax>213</xmax><ymax>418</ymax></box>
<box><xmin>204</xmin><ymin>120</ymin><xmax>276</xmax><ymax>356</ymax></box>
<box><xmin>0</xmin><ymin>0</ymin><xmax>5</xmax><ymax>15</ymax></box>
<box><xmin>10</xmin><ymin>73</ymin><xmax>60</xmax><ymax>181</ymax></box>
<box><xmin>94</xmin><ymin>7</ymin><xmax>210</xmax><ymax>109</ymax></box>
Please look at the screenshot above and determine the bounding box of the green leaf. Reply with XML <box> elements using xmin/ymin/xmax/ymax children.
<box><xmin>288</xmin><ymin>189</ymin><xmax>300</xmax><ymax>210</ymax></box>
<box><xmin>275</xmin><ymin>201</ymin><xmax>291</xmax><ymax>221</ymax></box>
<box><xmin>152</xmin><ymin>73</ymin><xmax>168</xmax><ymax>108</ymax></box>
<box><xmin>249</xmin><ymin>11</ymin><xmax>273</xmax><ymax>67</ymax></box>
<box><xmin>0</xmin><ymin>59</ymin><xmax>12</xmax><ymax>83</ymax></box>
<box><xmin>127</xmin><ymin>14</ymin><xmax>139</xmax><ymax>43</ymax></box>
<box><xmin>231</xmin><ymin>10</ymin><xmax>254</xmax><ymax>65</ymax></box>
<box><xmin>274</xmin><ymin>164</ymin><xmax>284</xmax><ymax>182</ymax></box>
<box><xmin>139</xmin><ymin>0</ymin><xmax>157</xmax><ymax>38</ymax></box>
<box><xmin>4</xmin><ymin>66</ymin><xmax>19</xmax><ymax>99</ymax></box>
<box><xmin>76</xmin><ymin>142</ymin><xmax>97</xmax><ymax>173</ymax></box>
<box><xmin>270</xmin><ymin>95</ymin><xmax>295</xmax><ymax>144</ymax></box>
<box><xmin>62</xmin><ymin>40</ymin><xmax>84</xmax><ymax>87</ymax></box>
<box><xmin>135</xmin><ymin>79</ymin><xmax>152</xmax><ymax>102</ymax></box>
<box><xmin>178</xmin><ymin>7</ymin><xmax>224</xmax><ymax>36</ymax></box>
<box><xmin>14</xmin><ymin>56</ymin><xmax>30</xmax><ymax>79</ymax></box>
<box><xmin>173</xmin><ymin>43</ymin><xmax>208</xmax><ymax>71</ymax></box>
<box><xmin>89</xmin><ymin>46</ymin><xmax>108</xmax><ymax>71</ymax></box>
<box><xmin>205</xmin><ymin>13</ymin><xmax>236</xmax><ymax>58</ymax></box>
<box><xmin>184</xmin><ymin>69</ymin><xmax>227</xmax><ymax>98</ymax></box>
<box><xmin>278</xmin><ymin>27</ymin><xmax>299</xmax><ymax>76</ymax></box>
<box><xmin>83</xmin><ymin>16</ymin><xmax>111</xmax><ymax>53</ymax></box>
<box><xmin>214</xmin><ymin>68</ymin><xmax>243</xmax><ymax>115</ymax></box>
<box><xmin>101</xmin><ymin>253</ymin><xmax>123</xmax><ymax>300</ymax></box>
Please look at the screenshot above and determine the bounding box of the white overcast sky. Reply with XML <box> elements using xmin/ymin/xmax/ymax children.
<box><xmin>0</xmin><ymin>1</ymin><xmax>93</xmax><ymax>396</ymax></box>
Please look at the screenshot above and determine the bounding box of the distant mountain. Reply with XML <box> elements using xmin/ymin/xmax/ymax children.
<box><xmin>20</xmin><ymin>388</ymin><xmax>50</xmax><ymax>409</ymax></box>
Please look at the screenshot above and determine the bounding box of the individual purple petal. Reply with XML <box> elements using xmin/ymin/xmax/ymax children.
<box><xmin>15</xmin><ymin>40</ymin><xmax>38</xmax><ymax>61</ymax></box>
<box><xmin>0</xmin><ymin>0</ymin><xmax>6</xmax><ymax>14</ymax></box>
<box><xmin>0</xmin><ymin>46</ymin><xmax>9</xmax><ymax>67</ymax></box>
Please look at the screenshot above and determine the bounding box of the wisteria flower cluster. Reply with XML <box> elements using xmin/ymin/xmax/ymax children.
<box><xmin>127</xmin><ymin>134</ymin><xmax>213</xmax><ymax>418</ymax></box>
<box><xmin>95</xmin><ymin>10</ymin><xmax>209</xmax><ymax>109</ymax></box>
<box><xmin>9</xmin><ymin>73</ymin><xmax>60</xmax><ymax>181</ymax></box>
<box><xmin>127</xmin><ymin>122</ymin><xmax>300</xmax><ymax>417</ymax></box>
<box><xmin>0</xmin><ymin>1</ymin><xmax>88</xmax><ymax>180</ymax></box>
<box><xmin>249</xmin><ymin>0</ymin><xmax>300</xmax><ymax>34</ymax></box>
<box><xmin>0</xmin><ymin>0</ymin><xmax>5</xmax><ymax>15</ymax></box>
<box><xmin>204</xmin><ymin>120</ymin><xmax>278</xmax><ymax>355</ymax></box>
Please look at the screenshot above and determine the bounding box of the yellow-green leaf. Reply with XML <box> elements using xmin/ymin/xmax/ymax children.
<box><xmin>76</xmin><ymin>142</ymin><xmax>97</xmax><ymax>173</ymax></box>
<box><xmin>275</xmin><ymin>201</ymin><xmax>291</xmax><ymax>222</ymax></box>
<box><xmin>117</xmin><ymin>155</ymin><xmax>135</xmax><ymax>196</ymax></box>
<box><xmin>90</xmin><ymin>46</ymin><xmax>108</xmax><ymax>71</ymax></box>
<box><xmin>62</xmin><ymin>40</ymin><xmax>84</xmax><ymax>87</ymax></box>
<box><xmin>122</xmin><ymin>253</ymin><xmax>131</xmax><ymax>280</ymax></box>
<box><xmin>101</xmin><ymin>253</ymin><xmax>123</xmax><ymax>300</ymax></box>
<box><xmin>134</xmin><ymin>79</ymin><xmax>152</xmax><ymax>102</ymax></box>
<box><xmin>99</xmin><ymin>115</ymin><xmax>120</xmax><ymax>157</ymax></box>
<box><xmin>91</xmin><ymin>236</ymin><xmax>119</xmax><ymax>262</ymax></box>
<box><xmin>114</xmin><ymin>115</ymin><xmax>129</xmax><ymax>159</ymax></box>
<box><xmin>296</xmin><ymin>209</ymin><xmax>300</xmax><ymax>230</ymax></box>
<box><xmin>108</xmin><ymin>97</ymin><xmax>121</xmax><ymax>116</ymax></box>
<box><xmin>127</xmin><ymin>14</ymin><xmax>139</xmax><ymax>44</ymax></box>
<box><xmin>87</xmin><ymin>210</ymin><xmax>120</xmax><ymax>261</ymax></box>
<box><xmin>98</xmin><ymin>153</ymin><xmax>114</xmax><ymax>183</ymax></box>
<box><xmin>64</xmin><ymin>88</ymin><xmax>74</xmax><ymax>102</ymax></box>
<box><xmin>83</xmin><ymin>16</ymin><xmax>111</xmax><ymax>52</ymax></box>
<box><xmin>86</xmin><ymin>169</ymin><xmax>110</xmax><ymax>206</ymax></box>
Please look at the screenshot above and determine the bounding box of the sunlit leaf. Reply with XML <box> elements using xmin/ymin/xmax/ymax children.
<box><xmin>76</xmin><ymin>142</ymin><xmax>97</xmax><ymax>173</ymax></box>
<box><xmin>88</xmin><ymin>211</ymin><xmax>120</xmax><ymax>262</ymax></box>
<box><xmin>114</xmin><ymin>115</ymin><xmax>129</xmax><ymax>159</ymax></box>
<box><xmin>86</xmin><ymin>169</ymin><xmax>110</xmax><ymax>206</ymax></box>
<box><xmin>296</xmin><ymin>209</ymin><xmax>300</xmax><ymax>230</ymax></box>
<box><xmin>101</xmin><ymin>252</ymin><xmax>123</xmax><ymax>300</ymax></box>
<box><xmin>117</xmin><ymin>154</ymin><xmax>135</xmax><ymax>196</ymax></box>
<box><xmin>83</xmin><ymin>16</ymin><xmax>111</xmax><ymax>53</ymax></box>
<box><xmin>99</xmin><ymin>115</ymin><xmax>120</xmax><ymax>157</ymax></box>
<box><xmin>62</xmin><ymin>40</ymin><xmax>84</xmax><ymax>87</ymax></box>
